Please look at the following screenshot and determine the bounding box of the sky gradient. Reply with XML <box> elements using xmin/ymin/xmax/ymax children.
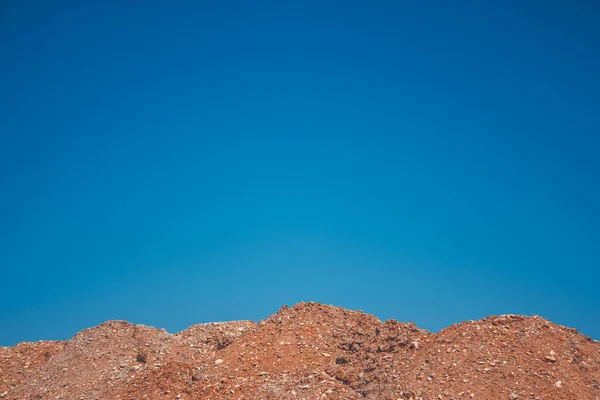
<box><xmin>1</xmin><ymin>1</ymin><xmax>599</xmax><ymax>345</ymax></box>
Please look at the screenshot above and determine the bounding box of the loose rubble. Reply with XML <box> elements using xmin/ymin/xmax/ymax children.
<box><xmin>2</xmin><ymin>303</ymin><xmax>599</xmax><ymax>399</ymax></box>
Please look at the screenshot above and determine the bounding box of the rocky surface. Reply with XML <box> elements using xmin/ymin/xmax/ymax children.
<box><xmin>1</xmin><ymin>302</ymin><xmax>599</xmax><ymax>399</ymax></box>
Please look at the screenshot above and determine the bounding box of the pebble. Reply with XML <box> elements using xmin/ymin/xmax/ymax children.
<box><xmin>509</xmin><ymin>393</ymin><xmax>518</xmax><ymax>399</ymax></box>
<box><xmin>214</xmin><ymin>359</ymin><xmax>223</xmax><ymax>365</ymax></box>
<box><xmin>555</xmin><ymin>380</ymin><xmax>562</xmax><ymax>388</ymax></box>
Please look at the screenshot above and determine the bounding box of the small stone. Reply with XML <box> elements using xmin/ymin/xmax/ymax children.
<box><xmin>214</xmin><ymin>359</ymin><xmax>223</xmax><ymax>365</ymax></box>
<box><xmin>427</xmin><ymin>376</ymin><xmax>433</xmax><ymax>381</ymax></box>
<box><xmin>555</xmin><ymin>380</ymin><xmax>562</xmax><ymax>388</ymax></box>
<box><xmin>509</xmin><ymin>393</ymin><xmax>518</xmax><ymax>399</ymax></box>
<box><xmin>321</xmin><ymin>352</ymin><xmax>331</xmax><ymax>357</ymax></box>
<box><xmin>545</xmin><ymin>356</ymin><xmax>556</xmax><ymax>363</ymax></box>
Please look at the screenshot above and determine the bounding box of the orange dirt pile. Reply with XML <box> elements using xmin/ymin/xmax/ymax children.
<box><xmin>1</xmin><ymin>302</ymin><xmax>599</xmax><ymax>399</ymax></box>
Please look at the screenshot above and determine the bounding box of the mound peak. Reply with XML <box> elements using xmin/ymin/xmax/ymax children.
<box><xmin>2</xmin><ymin>302</ymin><xmax>599</xmax><ymax>399</ymax></box>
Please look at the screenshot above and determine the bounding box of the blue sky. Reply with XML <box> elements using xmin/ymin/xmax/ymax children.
<box><xmin>1</xmin><ymin>1</ymin><xmax>599</xmax><ymax>345</ymax></box>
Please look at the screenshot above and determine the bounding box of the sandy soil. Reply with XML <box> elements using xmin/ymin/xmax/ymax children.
<box><xmin>2</xmin><ymin>302</ymin><xmax>599</xmax><ymax>399</ymax></box>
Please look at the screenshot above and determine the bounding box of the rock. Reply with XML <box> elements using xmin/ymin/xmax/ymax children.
<box><xmin>2</xmin><ymin>302</ymin><xmax>600</xmax><ymax>400</ymax></box>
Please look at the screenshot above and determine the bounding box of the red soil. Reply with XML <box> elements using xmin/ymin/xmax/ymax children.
<box><xmin>2</xmin><ymin>302</ymin><xmax>599</xmax><ymax>399</ymax></box>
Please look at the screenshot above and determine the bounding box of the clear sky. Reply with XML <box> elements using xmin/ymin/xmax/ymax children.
<box><xmin>1</xmin><ymin>1</ymin><xmax>599</xmax><ymax>346</ymax></box>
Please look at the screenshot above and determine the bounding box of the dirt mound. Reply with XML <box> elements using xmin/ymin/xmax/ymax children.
<box><xmin>0</xmin><ymin>341</ymin><xmax>65</xmax><ymax>395</ymax></box>
<box><xmin>2</xmin><ymin>302</ymin><xmax>599</xmax><ymax>399</ymax></box>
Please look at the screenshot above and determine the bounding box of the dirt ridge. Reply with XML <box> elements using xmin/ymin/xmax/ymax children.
<box><xmin>1</xmin><ymin>302</ymin><xmax>599</xmax><ymax>399</ymax></box>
